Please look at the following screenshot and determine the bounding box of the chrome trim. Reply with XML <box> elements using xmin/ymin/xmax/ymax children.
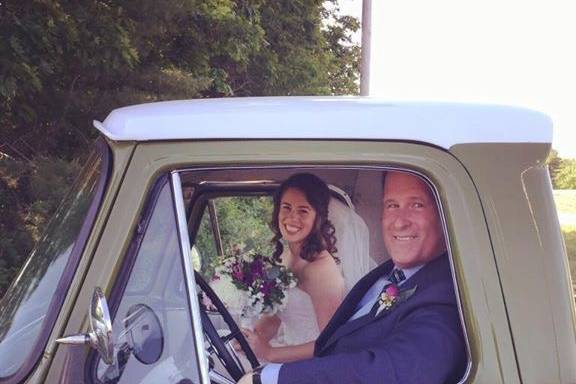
<box><xmin>57</xmin><ymin>287</ymin><xmax>115</xmax><ymax>364</ymax></box>
<box><xmin>171</xmin><ymin>172</ymin><xmax>210</xmax><ymax>384</ymax></box>
<box><xmin>198</xmin><ymin>180</ymin><xmax>276</xmax><ymax>186</ymax></box>
<box><xmin>56</xmin><ymin>334</ymin><xmax>89</xmax><ymax>345</ymax></box>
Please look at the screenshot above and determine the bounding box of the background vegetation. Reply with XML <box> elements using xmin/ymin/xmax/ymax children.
<box><xmin>1</xmin><ymin>0</ymin><xmax>575</xmax><ymax>300</ymax></box>
<box><xmin>564</xmin><ymin>227</ymin><xmax>576</xmax><ymax>280</ymax></box>
<box><xmin>195</xmin><ymin>196</ymin><xmax>275</xmax><ymax>280</ymax></box>
<box><xmin>548</xmin><ymin>150</ymin><xmax>576</xmax><ymax>190</ymax></box>
<box><xmin>554</xmin><ymin>190</ymin><xmax>576</xmax><ymax>290</ymax></box>
<box><xmin>0</xmin><ymin>0</ymin><xmax>360</xmax><ymax>297</ymax></box>
<box><xmin>548</xmin><ymin>153</ymin><xmax>576</xmax><ymax>293</ymax></box>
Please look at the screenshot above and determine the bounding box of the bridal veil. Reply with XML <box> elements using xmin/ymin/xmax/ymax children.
<box><xmin>328</xmin><ymin>197</ymin><xmax>376</xmax><ymax>292</ymax></box>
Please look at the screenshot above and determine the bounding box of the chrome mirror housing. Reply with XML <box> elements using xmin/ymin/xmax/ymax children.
<box><xmin>56</xmin><ymin>287</ymin><xmax>114</xmax><ymax>364</ymax></box>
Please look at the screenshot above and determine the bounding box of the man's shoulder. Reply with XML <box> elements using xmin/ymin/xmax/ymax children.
<box><xmin>416</xmin><ymin>253</ymin><xmax>452</xmax><ymax>281</ymax></box>
<box><xmin>409</xmin><ymin>254</ymin><xmax>457</xmax><ymax>303</ymax></box>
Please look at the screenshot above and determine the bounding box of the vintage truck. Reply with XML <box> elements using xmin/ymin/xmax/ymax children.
<box><xmin>0</xmin><ymin>97</ymin><xmax>573</xmax><ymax>383</ymax></box>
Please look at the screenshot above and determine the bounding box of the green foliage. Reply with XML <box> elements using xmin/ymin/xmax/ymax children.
<box><xmin>195</xmin><ymin>196</ymin><xmax>274</xmax><ymax>279</ymax></box>
<box><xmin>1</xmin><ymin>0</ymin><xmax>359</xmax><ymax>157</ymax></box>
<box><xmin>547</xmin><ymin>149</ymin><xmax>562</xmax><ymax>183</ymax></box>
<box><xmin>548</xmin><ymin>150</ymin><xmax>576</xmax><ymax>189</ymax></box>
<box><xmin>555</xmin><ymin>189</ymin><xmax>576</xmax><ymax>294</ymax></box>
<box><xmin>0</xmin><ymin>155</ymin><xmax>81</xmax><ymax>296</ymax></box>
<box><xmin>216</xmin><ymin>196</ymin><xmax>274</xmax><ymax>255</ymax></box>
<box><xmin>563</xmin><ymin>227</ymin><xmax>576</xmax><ymax>293</ymax></box>
<box><xmin>555</xmin><ymin>160</ymin><xmax>576</xmax><ymax>189</ymax></box>
<box><xmin>1</xmin><ymin>0</ymin><xmax>138</xmax><ymax>156</ymax></box>
<box><xmin>0</xmin><ymin>0</ymin><xmax>359</xmax><ymax>297</ymax></box>
<box><xmin>323</xmin><ymin>11</ymin><xmax>361</xmax><ymax>95</ymax></box>
<box><xmin>0</xmin><ymin>154</ymin><xmax>101</xmax><ymax>340</ymax></box>
<box><xmin>195</xmin><ymin>210</ymin><xmax>220</xmax><ymax>278</ymax></box>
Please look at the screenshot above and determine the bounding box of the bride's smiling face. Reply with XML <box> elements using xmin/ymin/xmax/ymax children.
<box><xmin>278</xmin><ymin>187</ymin><xmax>317</xmax><ymax>245</ymax></box>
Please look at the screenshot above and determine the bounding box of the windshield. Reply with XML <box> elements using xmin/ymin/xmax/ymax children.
<box><xmin>0</xmin><ymin>143</ymin><xmax>108</xmax><ymax>378</ymax></box>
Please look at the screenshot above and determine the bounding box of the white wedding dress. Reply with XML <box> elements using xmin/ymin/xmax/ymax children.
<box><xmin>274</xmin><ymin>287</ymin><xmax>321</xmax><ymax>346</ymax></box>
<box><xmin>273</xmin><ymin>198</ymin><xmax>375</xmax><ymax>347</ymax></box>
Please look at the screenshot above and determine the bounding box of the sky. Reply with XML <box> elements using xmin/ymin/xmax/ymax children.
<box><xmin>339</xmin><ymin>0</ymin><xmax>576</xmax><ymax>158</ymax></box>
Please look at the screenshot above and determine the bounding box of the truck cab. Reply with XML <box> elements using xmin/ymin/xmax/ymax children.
<box><xmin>0</xmin><ymin>97</ymin><xmax>573</xmax><ymax>383</ymax></box>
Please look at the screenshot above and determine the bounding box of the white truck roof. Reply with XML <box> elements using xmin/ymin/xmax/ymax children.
<box><xmin>94</xmin><ymin>97</ymin><xmax>552</xmax><ymax>150</ymax></box>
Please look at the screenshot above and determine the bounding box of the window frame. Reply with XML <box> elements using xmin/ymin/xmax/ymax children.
<box><xmin>87</xmin><ymin>175</ymin><xmax>171</xmax><ymax>383</ymax></box>
<box><xmin>88</xmin><ymin>173</ymin><xmax>210</xmax><ymax>384</ymax></box>
<box><xmin>177</xmin><ymin>164</ymin><xmax>472</xmax><ymax>384</ymax></box>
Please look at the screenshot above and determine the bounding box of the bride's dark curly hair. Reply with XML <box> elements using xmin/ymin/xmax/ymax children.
<box><xmin>271</xmin><ymin>173</ymin><xmax>339</xmax><ymax>263</ymax></box>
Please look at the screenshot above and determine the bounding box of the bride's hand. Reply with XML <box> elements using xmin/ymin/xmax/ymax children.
<box><xmin>242</xmin><ymin>328</ymin><xmax>272</xmax><ymax>361</ymax></box>
<box><xmin>237</xmin><ymin>372</ymin><xmax>253</xmax><ymax>384</ymax></box>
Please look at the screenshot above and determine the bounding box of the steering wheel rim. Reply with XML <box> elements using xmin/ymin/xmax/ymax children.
<box><xmin>194</xmin><ymin>271</ymin><xmax>260</xmax><ymax>380</ymax></box>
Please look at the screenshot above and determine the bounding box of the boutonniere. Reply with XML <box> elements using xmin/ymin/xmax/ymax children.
<box><xmin>375</xmin><ymin>284</ymin><xmax>418</xmax><ymax>317</ymax></box>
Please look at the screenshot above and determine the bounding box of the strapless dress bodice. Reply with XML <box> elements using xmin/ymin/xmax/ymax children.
<box><xmin>275</xmin><ymin>287</ymin><xmax>320</xmax><ymax>346</ymax></box>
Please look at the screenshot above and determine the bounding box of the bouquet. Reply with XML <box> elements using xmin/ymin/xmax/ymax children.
<box><xmin>211</xmin><ymin>248</ymin><xmax>297</xmax><ymax>327</ymax></box>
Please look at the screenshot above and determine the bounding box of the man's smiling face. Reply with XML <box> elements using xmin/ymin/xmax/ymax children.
<box><xmin>382</xmin><ymin>172</ymin><xmax>446</xmax><ymax>269</ymax></box>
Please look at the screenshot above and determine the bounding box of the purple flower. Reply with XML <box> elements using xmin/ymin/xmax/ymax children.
<box><xmin>251</xmin><ymin>258</ymin><xmax>264</xmax><ymax>278</ymax></box>
<box><xmin>261</xmin><ymin>280</ymin><xmax>276</xmax><ymax>295</ymax></box>
<box><xmin>385</xmin><ymin>284</ymin><xmax>399</xmax><ymax>298</ymax></box>
<box><xmin>231</xmin><ymin>264</ymin><xmax>244</xmax><ymax>281</ymax></box>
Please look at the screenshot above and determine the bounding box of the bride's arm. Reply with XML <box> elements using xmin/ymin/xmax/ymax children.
<box><xmin>301</xmin><ymin>253</ymin><xmax>345</xmax><ymax>330</ymax></box>
<box><xmin>244</xmin><ymin>254</ymin><xmax>345</xmax><ymax>363</ymax></box>
<box><xmin>254</xmin><ymin>315</ymin><xmax>281</xmax><ymax>342</ymax></box>
<box><xmin>243</xmin><ymin>330</ymin><xmax>315</xmax><ymax>363</ymax></box>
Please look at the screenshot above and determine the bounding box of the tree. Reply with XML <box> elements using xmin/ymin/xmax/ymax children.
<box><xmin>547</xmin><ymin>149</ymin><xmax>563</xmax><ymax>186</ymax></box>
<box><xmin>0</xmin><ymin>0</ymin><xmax>139</xmax><ymax>158</ymax></box>
<box><xmin>548</xmin><ymin>150</ymin><xmax>576</xmax><ymax>189</ymax></box>
<box><xmin>555</xmin><ymin>159</ymin><xmax>576</xmax><ymax>189</ymax></box>
<box><xmin>0</xmin><ymin>0</ymin><xmax>361</xmax><ymax>298</ymax></box>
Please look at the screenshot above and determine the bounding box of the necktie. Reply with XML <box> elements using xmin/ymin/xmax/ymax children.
<box><xmin>388</xmin><ymin>268</ymin><xmax>406</xmax><ymax>285</ymax></box>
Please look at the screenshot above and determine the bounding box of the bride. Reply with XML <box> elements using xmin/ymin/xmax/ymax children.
<box><xmin>241</xmin><ymin>173</ymin><xmax>373</xmax><ymax>363</ymax></box>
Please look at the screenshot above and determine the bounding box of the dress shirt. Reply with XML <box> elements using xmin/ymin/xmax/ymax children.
<box><xmin>259</xmin><ymin>263</ymin><xmax>425</xmax><ymax>384</ymax></box>
<box><xmin>349</xmin><ymin>263</ymin><xmax>423</xmax><ymax>321</ymax></box>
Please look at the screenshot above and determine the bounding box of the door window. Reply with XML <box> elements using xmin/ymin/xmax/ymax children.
<box><xmin>94</xmin><ymin>180</ymin><xmax>201</xmax><ymax>383</ymax></box>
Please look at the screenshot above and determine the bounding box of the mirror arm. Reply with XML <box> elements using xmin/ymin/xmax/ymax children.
<box><xmin>56</xmin><ymin>334</ymin><xmax>91</xmax><ymax>345</ymax></box>
<box><xmin>55</xmin><ymin>287</ymin><xmax>114</xmax><ymax>364</ymax></box>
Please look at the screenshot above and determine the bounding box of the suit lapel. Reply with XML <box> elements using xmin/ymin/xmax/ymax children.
<box><xmin>316</xmin><ymin>256</ymin><xmax>445</xmax><ymax>355</ymax></box>
<box><xmin>315</xmin><ymin>260</ymin><xmax>394</xmax><ymax>354</ymax></box>
<box><xmin>318</xmin><ymin>311</ymin><xmax>376</xmax><ymax>354</ymax></box>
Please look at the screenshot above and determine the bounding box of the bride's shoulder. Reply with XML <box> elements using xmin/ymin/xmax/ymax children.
<box><xmin>301</xmin><ymin>251</ymin><xmax>344</xmax><ymax>282</ymax></box>
<box><xmin>299</xmin><ymin>251</ymin><xmax>345</xmax><ymax>299</ymax></box>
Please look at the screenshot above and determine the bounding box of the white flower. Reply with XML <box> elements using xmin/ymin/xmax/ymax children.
<box><xmin>252</xmin><ymin>301</ymin><xmax>264</xmax><ymax>315</ymax></box>
<box><xmin>255</xmin><ymin>292</ymin><xmax>265</xmax><ymax>301</ymax></box>
<box><xmin>241</xmin><ymin>252</ymin><xmax>255</xmax><ymax>262</ymax></box>
<box><xmin>210</xmin><ymin>275</ymin><xmax>246</xmax><ymax>315</ymax></box>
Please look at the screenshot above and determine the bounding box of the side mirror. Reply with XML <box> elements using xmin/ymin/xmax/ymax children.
<box><xmin>56</xmin><ymin>287</ymin><xmax>114</xmax><ymax>364</ymax></box>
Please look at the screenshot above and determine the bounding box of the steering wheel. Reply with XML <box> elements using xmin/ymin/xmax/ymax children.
<box><xmin>194</xmin><ymin>271</ymin><xmax>260</xmax><ymax>381</ymax></box>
